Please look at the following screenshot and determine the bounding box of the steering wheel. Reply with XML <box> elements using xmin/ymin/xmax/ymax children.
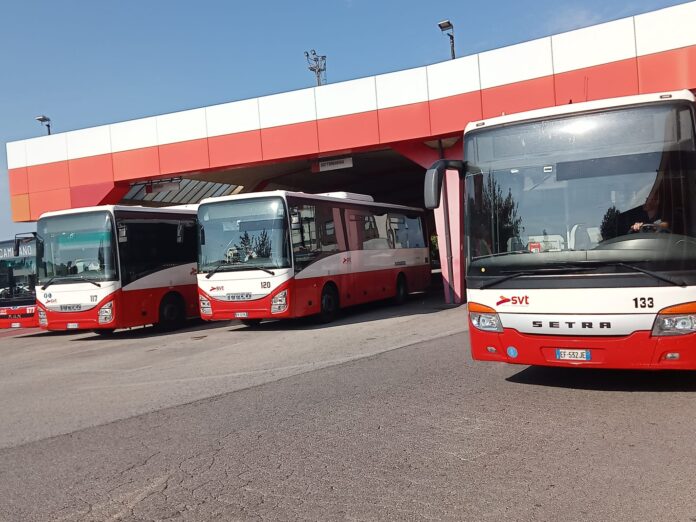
<box><xmin>639</xmin><ymin>223</ymin><xmax>670</xmax><ymax>233</ymax></box>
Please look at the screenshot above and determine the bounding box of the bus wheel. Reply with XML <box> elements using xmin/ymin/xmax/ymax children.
<box><xmin>241</xmin><ymin>319</ymin><xmax>262</xmax><ymax>328</ymax></box>
<box><xmin>93</xmin><ymin>329</ymin><xmax>115</xmax><ymax>337</ymax></box>
<box><xmin>157</xmin><ymin>293</ymin><xmax>185</xmax><ymax>331</ymax></box>
<box><xmin>393</xmin><ymin>274</ymin><xmax>408</xmax><ymax>305</ymax></box>
<box><xmin>319</xmin><ymin>284</ymin><xmax>339</xmax><ymax>323</ymax></box>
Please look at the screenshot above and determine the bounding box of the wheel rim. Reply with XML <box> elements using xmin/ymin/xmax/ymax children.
<box><xmin>322</xmin><ymin>291</ymin><xmax>335</xmax><ymax>313</ymax></box>
<box><xmin>163</xmin><ymin>302</ymin><xmax>178</xmax><ymax>322</ymax></box>
<box><xmin>397</xmin><ymin>279</ymin><xmax>406</xmax><ymax>300</ymax></box>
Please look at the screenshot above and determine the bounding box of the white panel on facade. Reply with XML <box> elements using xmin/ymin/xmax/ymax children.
<box><xmin>6</xmin><ymin>140</ymin><xmax>27</xmax><ymax>169</ymax></box>
<box><xmin>66</xmin><ymin>125</ymin><xmax>112</xmax><ymax>160</ymax></box>
<box><xmin>635</xmin><ymin>1</ymin><xmax>696</xmax><ymax>56</ymax></box>
<box><xmin>479</xmin><ymin>37</ymin><xmax>553</xmax><ymax>89</ymax></box>
<box><xmin>553</xmin><ymin>18</ymin><xmax>636</xmax><ymax>74</ymax></box>
<box><xmin>315</xmin><ymin>77</ymin><xmax>378</xmax><ymax>120</ymax></box>
<box><xmin>258</xmin><ymin>88</ymin><xmax>317</xmax><ymax>128</ymax></box>
<box><xmin>110</xmin><ymin>117</ymin><xmax>158</xmax><ymax>153</ymax></box>
<box><xmin>25</xmin><ymin>133</ymin><xmax>68</xmax><ymax>166</ymax></box>
<box><xmin>206</xmin><ymin>98</ymin><xmax>260</xmax><ymax>137</ymax></box>
<box><xmin>156</xmin><ymin>108</ymin><xmax>208</xmax><ymax>145</ymax></box>
<box><xmin>376</xmin><ymin>67</ymin><xmax>429</xmax><ymax>109</ymax></box>
<box><xmin>426</xmin><ymin>55</ymin><xmax>481</xmax><ymax>101</ymax></box>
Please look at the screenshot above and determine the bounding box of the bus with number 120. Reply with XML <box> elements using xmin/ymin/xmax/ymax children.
<box><xmin>197</xmin><ymin>191</ymin><xmax>430</xmax><ymax>325</ymax></box>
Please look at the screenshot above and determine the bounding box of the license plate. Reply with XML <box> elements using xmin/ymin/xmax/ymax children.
<box><xmin>235</xmin><ymin>312</ymin><xmax>248</xmax><ymax>318</ymax></box>
<box><xmin>11</xmin><ymin>323</ymin><xmax>20</xmax><ymax>328</ymax></box>
<box><xmin>66</xmin><ymin>323</ymin><xmax>80</xmax><ymax>329</ymax></box>
<box><xmin>556</xmin><ymin>349</ymin><xmax>591</xmax><ymax>361</ymax></box>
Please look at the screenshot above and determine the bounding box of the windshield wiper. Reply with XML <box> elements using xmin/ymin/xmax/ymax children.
<box><xmin>479</xmin><ymin>261</ymin><xmax>687</xmax><ymax>290</ymax></box>
<box><xmin>226</xmin><ymin>266</ymin><xmax>276</xmax><ymax>276</ymax></box>
<box><xmin>41</xmin><ymin>277</ymin><xmax>59</xmax><ymax>290</ymax></box>
<box><xmin>479</xmin><ymin>266</ymin><xmax>597</xmax><ymax>290</ymax></box>
<box><xmin>204</xmin><ymin>262</ymin><xmax>276</xmax><ymax>278</ymax></box>
<box><xmin>594</xmin><ymin>262</ymin><xmax>686</xmax><ymax>287</ymax></box>
<box><xmin>204</xmin><ymin>261</ymin><xmax>233</xmax><ymax>279</ymax></box>
<box><xmin>40</xmin><ymin>275</ymin><xmax>102</xmax><ymax>290</ymax></box>
<box><xmin>472</xmin><ymin>250</ymin><xmax>529</xmax><ymax>261</ymax></box>
<box><xmin>75</xmin><ymin>275</ymin><xmax>102</xmax><ymax>288</ymax></box>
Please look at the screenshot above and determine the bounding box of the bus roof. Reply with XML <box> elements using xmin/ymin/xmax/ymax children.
<box><xmin>199</xmin><ymin>190</ymin><xmax>424</xmax><ymax>213</ymax></box>
<box><xmin>38</xmin><ymin>204</ymin><xmax>198</xmax><ymax>220</ymax></box>
<box><xmin>464</xmin><ymin>89</ymin><xmax>696</xmax><ymax>135</ymax></box>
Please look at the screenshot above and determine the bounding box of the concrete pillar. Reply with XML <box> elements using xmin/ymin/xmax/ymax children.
<box><xmin>433</xmin><ymin>170</ymin><xmax>465</xmax><ymax>304</ymax></box>
<box><xmin>390</xmin><ymin>140</ymin><xmax>465</xmax><ymax>304</ymax></box>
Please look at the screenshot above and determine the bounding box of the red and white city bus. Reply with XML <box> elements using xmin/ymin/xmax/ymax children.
<box><xmin>35</xmin><ymin>205</ymin><xmax>199</xmax><ymax>334</ymax></box>
<box><xmin>197</xmin><ymin>191</ymin><xmax>430</xmax><ymax>325</ymax></box>
<box><xmin>425</xmin><ymin>90</ymin><xmax>696</xmax><ymax>369</ymax></box>
<box><xmin>0</xmin><ymin>236</ymin><xmax>37</xmax><ymax>329</ymax></box>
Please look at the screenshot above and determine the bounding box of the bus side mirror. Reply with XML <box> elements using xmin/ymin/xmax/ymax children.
<box><xmin>423</xmin><ymin>160</ymin><xmax>465</xmax><ymax>209</ymax></box>
<box><xmin>13</xmin><ymin>239</ymin><xmax>20</xmax><ymax>257</ymax></box>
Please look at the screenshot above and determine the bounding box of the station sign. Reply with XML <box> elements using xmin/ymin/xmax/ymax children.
<box><xmin>313</xmin><ymin>157</ymin><xmax>353</xmax><ymax>173</ymax></box>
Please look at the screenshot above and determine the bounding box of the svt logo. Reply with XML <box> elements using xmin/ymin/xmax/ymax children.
<box><xmin>496</xmin><ymin>295</ymin><xmax>529</xmax><ymax>306</ymax></box>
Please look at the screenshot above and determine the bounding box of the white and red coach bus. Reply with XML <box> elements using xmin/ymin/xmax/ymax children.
<box><xmin>425</xmin><ymin>90</ymin><xmax>696</xmax><ymax>369</ymax></box>
<box><xmin>197</xmin><ymin>191</ymin><xmax>430</xmax><ymax>325</ymax></box>
<box><xmin>35</xmin><ymin>205</ymin><xmax>199</xmax><ymax>334</ymax></box>
<box><xmin>0</xmin><ymin>236</ymin><xmax>37</xmax><ymax>329</ymax></box>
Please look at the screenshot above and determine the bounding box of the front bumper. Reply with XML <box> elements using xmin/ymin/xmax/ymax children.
<box><xmin>199</xmin><ymin>282</ymin><xmax>292</xmax><ymax>321</ymax></box>
<box><xmin>470</xmin><ymin>324</ymin><xmax>696</xmax><ymax>370</ymax></box>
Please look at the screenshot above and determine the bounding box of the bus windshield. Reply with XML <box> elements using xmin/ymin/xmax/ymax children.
<box><xmin>37</xmin><ymin>211</ymin><xmax>118</xmax><ymax>284</ymax></box>
<box><xmin>0</xmin><ymin>240</ymin><xmax>36</xmax><ymax>305</ymax></box>
<box><xmin>464</xmin><ymin>102</ymin><xmax>696</xmax><ymax>278</ymax></box>
<box><xmin>198</xmin><ymin>197</ymin><xmax>291</xmax><ymax>272</ymax></box>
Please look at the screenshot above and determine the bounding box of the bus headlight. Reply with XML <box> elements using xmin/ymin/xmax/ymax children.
<box><xmin>98</xmin><ymin>301</ymin><xmax>114</xmax><ymax>324</ymax></box>
<box><xmin>38</xmin><ymin>308</ymin><xmax>48</xmax><ymax>326</ymax></box>
<box><xmin>469</xmin><ymin>302</ymin><xmax>503</xmax><ymax>333</ymax></box>
<box><xmin>199</xmin><ymin>295</ymin><xmax>212</xmax><ymax>315</ymax></box>
<box><xmin>271</xmin><ymin>290</ymin><xmax>288</xmax><ymax>314</ymax></box>
<box><xmin>652</xmin><ymin>302</ymin><xmax>696</xmax><ymax>336</ymax></box>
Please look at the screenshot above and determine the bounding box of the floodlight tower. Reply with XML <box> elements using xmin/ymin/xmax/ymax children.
<box><xmin>438</xmin><ymin>20</ymin><xmax>456</xmax><ymax>60</ymax></box>
<box><xmin>35</xmin><ymin>115</ymin><xmax>52</xmax><ymax>135</ymax></box>
<box><xmin>304</xmin><ymin>49</ymin><xmax>327</xmax><ymax>86</ymax></box>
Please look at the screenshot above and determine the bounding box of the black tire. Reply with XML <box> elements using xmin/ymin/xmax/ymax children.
<box><xmin>318</xmin><ymin>284</ymin><xmax>339</xmax><ymax>323</ymax></box>
<box><xmin>393</xmin><ymin>274</ymin><xmax>408</xmax><ymax>305</ymax></box>
<box><xmin>93</xmin><ymin>328</ymin><xmax>115</xmax><ymax>337</ymax></box>
<box><xmin>157</xmin><ymin>293</ymin><xmax>185</xmax><ymax>331</ymax></box>
<box><xmin>241</xmin><ymin>319</ymin><xmax>262</xmax><ymax>328</ymax></box>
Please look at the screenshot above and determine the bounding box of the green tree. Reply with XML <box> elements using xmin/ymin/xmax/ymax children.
<box><xmin>600</xmin><ymin>205</ymin><xmax>621</xmax><ymax>241</ymax></box>
<box><xmin>253</xmin><ymin>229</ymin><xmax>272</xmax><ymax>258</ymax></box>
<box><xmin>470</xmin><ymin>175</ymin><xmax>522</xmax><ymax>254</ymax></box>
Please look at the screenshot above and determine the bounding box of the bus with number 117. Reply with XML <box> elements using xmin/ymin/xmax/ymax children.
<box><xmin>34</xmin><ymin>205</ymin><xmax>199</xmax><ymax>334</ymax></box>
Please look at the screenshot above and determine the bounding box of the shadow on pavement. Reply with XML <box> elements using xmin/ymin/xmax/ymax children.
<box><xmin>231</xmin><ymin>290</ymin><xmax>461</xmax><ymax>333</ymax></box>
<box><xmin>507</xmin><ymin>365</ymin><xmax>696</xmax><ymax>392</ymax></box>
<box><xmin>17</xmin><ymin>329</ymin><xmax>86</xmax><ymax>339</ymax></box>
<box><xmin>22</xmin><ymin>277</ymin><xmax>461</xmax><ymax>341</ymax></box>
<box><xmin>72</xmin><ymin>319</ymin><xmax>235</xmax><ymax>341</ymax></box>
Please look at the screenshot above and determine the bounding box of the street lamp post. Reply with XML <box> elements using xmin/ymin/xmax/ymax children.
<box><xmin>438</xmin><ymin>20</ymin><xmax>455</xmax><ymax>60</ymax></box>
<box><xmin>35</xmin><ymin>115</ymin><xmax>52</xmax><ymax>135</ymax></box>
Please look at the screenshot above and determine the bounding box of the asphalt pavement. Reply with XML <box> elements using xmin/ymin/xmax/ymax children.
<box><xmin>1</xmin><ymin>296</ymin><xmax>696</xmax><ymax>521</ymax></box>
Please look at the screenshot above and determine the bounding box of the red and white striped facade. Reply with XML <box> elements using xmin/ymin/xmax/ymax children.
<box><xmin>6</xmin><ymin>1</ymin><xmax>696</xmax><ymax>225</ymax></box>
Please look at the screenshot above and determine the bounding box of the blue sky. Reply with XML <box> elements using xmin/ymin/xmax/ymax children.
<box><xmin>0</xmin><ymin>0</ymin><xmax>684</xmax><ymax>236</ymax></box>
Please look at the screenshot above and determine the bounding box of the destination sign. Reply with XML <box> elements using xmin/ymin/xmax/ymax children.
<box><xmin>0</xmin><ymin>241</ymin><xmax>35</xmax><ymax>260</ymax></box>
